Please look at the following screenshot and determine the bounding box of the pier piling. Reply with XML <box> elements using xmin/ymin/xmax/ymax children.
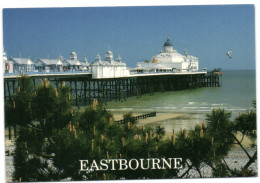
<box><xmin>4</xmin><ymin>72</ymin><xmax>222</xmax><ymax>105</ymax></box>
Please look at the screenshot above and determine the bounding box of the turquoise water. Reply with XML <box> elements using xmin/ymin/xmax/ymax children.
<box><xmin>107</xmin><ymin>70</ymin><xmax>256</xmax><ymax>132</ymax></box>
<box><xmin>108</xmin><ymin>70</ymin><xmax>256</xmax><ymax>113</ymax></box>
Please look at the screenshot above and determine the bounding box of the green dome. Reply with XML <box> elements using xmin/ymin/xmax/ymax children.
<box><xmin>164</xmin><ymin>37</ymin><xmax>173</xmax><ymax>47</ymax></box>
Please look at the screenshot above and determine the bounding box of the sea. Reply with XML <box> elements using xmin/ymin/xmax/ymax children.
<box><xmin>107</xmin><ymin>70</ymin><xmax>256</xmax><ymax>133</ymax></box>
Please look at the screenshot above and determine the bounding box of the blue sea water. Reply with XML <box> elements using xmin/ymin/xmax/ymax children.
<box><xmin>107</xmin><ymin>70</ymin><xmax>256</xmax><ymax>132</ymax></box>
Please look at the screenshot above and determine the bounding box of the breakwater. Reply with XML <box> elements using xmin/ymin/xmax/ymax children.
<box><xmin>115</xmin><ymin>112</ymin><xmax>157</xmax><ymax>124</ymax></box>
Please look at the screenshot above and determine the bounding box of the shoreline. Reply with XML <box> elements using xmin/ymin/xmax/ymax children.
<box><xmin>110</xmin><ymin>110</ymin><xmax>256</xmax><ymax>148</ymax></box>
<box><xmin>5</xmin><ymin>110</ymin><xmax>256</xmax><ymax>148</ymax></box>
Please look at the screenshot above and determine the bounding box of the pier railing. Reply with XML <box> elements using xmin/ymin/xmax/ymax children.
<box><xmin>4</xmin><ymin>70</ymin><xmax>91</xmax><ymax>78</ymax></box>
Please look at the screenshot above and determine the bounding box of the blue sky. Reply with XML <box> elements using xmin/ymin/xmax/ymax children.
<box><xmin>3</xmin><ymin>5</ymin><xmax>255</xmax><ymax>70</ymax></box>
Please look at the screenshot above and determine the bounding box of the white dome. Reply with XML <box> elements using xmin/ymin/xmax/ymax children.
<box><xmin>82</xmin><ymin>56</ymin><xmax>88</xmax><ymax>63</ymax></box>
<box><xmin>95</xmin><ymin>53</ymin><xmax>101</xmax><ymax>61</ymax></box>
<box><xmin>106</xmin><ymin>50</ymin><xmax>112</xmax><ymax>54</ymax></box>
<box><xmin>105</xmin><ymin>49</ymin><xmax>113</xmax><ymax>62</ymax></box>
<box><xmin>70</xmin><ymin>51</ymin><xmax>77</xmax><ymax>60</ymax></box>
<box><xmin>116</xmin><ymin>55</ymin><xmax>122</xmax><ymax>62</ymax></box>
<box><xmin>3</xmin><ymin>51</ymin><xmax>7</xmax><ymax>62</ymax></box>
<box><xmin>106</xmin><ymin>50</ymin><xmax>113</xmax><ymax>57</ymax></box>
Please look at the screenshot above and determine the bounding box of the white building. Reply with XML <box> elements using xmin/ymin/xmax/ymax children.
<box><xmin>3</xmin><ymin>50</ymin><xmax>13</xmax><ymax>73</ymax></box>
<box><xmin>91</xmin><ymin>50</ymin><xmax>130</xmax><ymax>78</ymax></box>
<box><xmin>80</xmin><ymin>56</ymin><xmax>90</xmax><ymax>71</ymax></box>
<box><xmin>63</xmin><ymin>52</ymin><xmax>81</xmax><ymax>71</ymax></box>
<box><xmin>137</xmin><ymin>37</ymin><xmax>199</xmax><ymax>72</ymax></box>
<box><xmin>34</xmin><ymin>58</ymin><xmax>63</xmax><ymax>72</ymax></box>
<box><xmin>9</xmin><ymin>57</ymin><xmax>35</xmax><ymax>73</ymax></box>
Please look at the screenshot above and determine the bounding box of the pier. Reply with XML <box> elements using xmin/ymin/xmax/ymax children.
<box><xmin>3</xmin><ymin>37</ymin><xmax>222</xmax><ymax>106</ymax></box>
<box><xmin>4</xmin><ymin>71</ymin><xmax>222</xmax><ymax>106</ymax></box>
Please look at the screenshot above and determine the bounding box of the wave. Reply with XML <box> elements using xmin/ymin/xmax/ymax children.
<box><xmin>183</xmin><ymin>107</ymin><xmax>197</xmax><ymax>109</ymax></box>
<box><xmin>211</xmin><ymin>103</ymin><xmax>225</xmax><ymax>106</ymax></box>
<box><xmin>197</xmin><ymin>109</ymin><xmax>212</xmax><ymax>112</ymax></box>
<box><xmin>188</xmin><ymin>102</ymin><xmax>195</xmax><ymax>105</ymax></box>
<box><xmin>155</xmin><ymin>107</ymin><xmax>177</xmax><ymax>109</ymax></box>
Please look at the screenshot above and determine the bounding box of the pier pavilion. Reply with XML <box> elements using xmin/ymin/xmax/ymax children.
<box><xmin>3</xmin><ymin>37</ymin><xmax>222</xmax><ymax>105</ymax></box>
<box><xmin>136</xmin><ymin>37</ymin><xmax>199</xmax><ymax>72</ymax></box>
